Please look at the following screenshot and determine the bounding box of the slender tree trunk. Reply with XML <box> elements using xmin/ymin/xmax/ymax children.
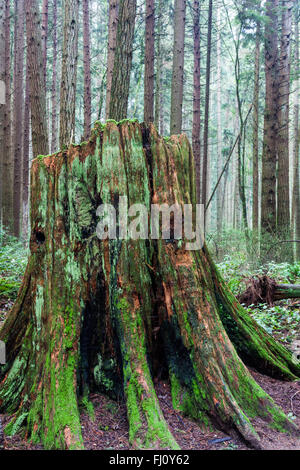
<box><xmin>41</xmin><ymin>0</ymin><xmax>48</xmax><ymax>88</ymax></box>
<box><xmin>170</xmin><ymin>0</ymin><xmax>186</xmax><ymax>135</ymax></box>
<box><xmin>25</xmin><ymin>0</ymin><xmax>49</xmax><ymax>157</ymax></box>
<box><xmin>22</xmin><ymin>58</ymin><xmax>30</xmax><ymax>238</ymax></box>
<box><xmin>51</xmin><ymin>0</ymin><xmax>58</xmax><ymax>152</ymax></box>
<box><xmin>106</xmin><ymin>0</ymin><xmax>119</xmax><ymax>120</ymax></box>
<box><xmin>0</xmin><ymin>1</ymin><xmax>5</xmax><ymax>226</ymax></box>
<box><xmin>109</xmin><ymin>0</ymin><xmax>137</xmax><ymax>121</ymax></box>
<box><xmin>13</xmin><ymin>0</ymin><xmax>25</xmax><ymax>237</ymax></box>
<box><xmin>261</xmin><ymin>0</ymin><xmax>279</xmax><ymax>245</ymax></box>
<box><xmin>2</xmin><ymin>0</ymin><xmax>13</xmax><ymax>233</ymax></box>
<box><xmin>252</xmin><ymin>21</ymin><xmax>260</xmax><ymax>234</ymax></box>
<box><xmin>59</xmin><ymin>0</ymin><xmax>79</xmax><ymax>148</ymax></box>
<box><xmin>192</xmin><ymin>0</ymin><xmax>201</xmax><ymax>204</ymax></box>
<box><xmin>154</xmin><ymin>0</ymin><xmax>162</xmax><ymax>132</ymax></box>
<box><xmin>277</xmin><ymin>0</ymin><xmax>293</xmax><ymax>251</ymax></box>
<box><xmin>144</xmin><ymin>0</ymin><xmax>155</xmax><ymax>123</ymax></box>
<box><xmin>202</xmin><ymin>0</ymin><xmax>213</xmax><ymax>216</ymax></box>
<box><xmin>0</xmin><ymin>121</ymin><xmax>299</xmax><ymax>451</ymax></box>
<box><xmin>82</xmin><ymin>0</ymin><xmax>92</xmax><ymax>140</ymax></box>
<box><xmin>216</xmin><ymin>7</ymin><xmax>223</xmax><ymax>233</ymax></box>
<box><xmin>292</xmin><ymin>4</ymin><xmax>300</xmax><ymax>260</ymax></box>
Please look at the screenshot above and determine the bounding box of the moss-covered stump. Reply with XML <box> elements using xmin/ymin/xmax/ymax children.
<box><xmin>0</xmin><ymin>121</ymin><xmax>299</xmax><ymax>450</ymax></box>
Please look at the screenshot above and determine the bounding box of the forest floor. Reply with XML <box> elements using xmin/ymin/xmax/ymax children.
<box><xmin>0</xmin><ymin>295</ymin><xmax>299</xmax><ymax>451</ymax></box>
<box><xmin>0</xmin><ymin>237</ymin><xmax>299</xmax><ymax>451</ymax></box>
<box><xmin>0</xmin><ymin>364</ymin><xmax>299</xmax><ymax>451</ymax></box>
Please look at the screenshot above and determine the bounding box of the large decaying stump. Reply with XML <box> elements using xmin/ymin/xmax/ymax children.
<box><xmin>0</xmin><ymin>121</ymin><xmax>299</xmax><ymax>450</ymax></box>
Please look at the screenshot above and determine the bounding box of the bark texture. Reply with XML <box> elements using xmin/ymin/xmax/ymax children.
<box><xmin>0</xmin><ymin>121</ymin><xmax>299</xmax><ymax>451</ymax></box>
<box><xmin>202</xmin><ymin>0</ymin><xmax>213</xmax><ymax>214</ymax></box>
<box><xmin>154</xmin><ymin>0</ymin><xmax>162</xmax><ymax>132</ymax></box>
<box><xmin>12</xmin><ymin>0</ymin><xmax>25</xmax><ymax>237</ymax></box>
<box><xmin>106</xmin><ymin>0</ymin><xmax>119</xmax><ymax>119</ymax></box>
<box><xmin>83</xmin><ymin>0</ymin><xmax>92</xmax><ymax>140</ymax></box>
<box><xmin>292</xmin><ymin>5</ymin><xmax>300</xmax><ymax>260</ymax></box>
<box><xmin>41</xmin><ymin>0</ymin><xmax>48</xmax><ymax>88</ymax></box>
<box><xmin>108</xmin><ymin>0</ymin><xmax>137</xmax><ymax>121</ymax></box>
<box><xmin>192</xmin><ymin>0</ymin><xmax>201</xmax><ymax>204</ymax></box>
<box><xmin>252</xmin><ymin>21</ymin><xmax>260</xmax><ymax>234</ymax></box>
<box><xmin>59</xmin><ymin>0</ymin><xmax>79</xmax><ymax>148</ymax></box>
<box><xmin>144</xmin><ymin>0</ymin><xmax>155</xmax><ymax>123</ymax></box>
<box><xmin>261</xmin><ymin>0</ymin><xmax>279</xmax><ymax>241</ymax></box>
<box><xmin>2</xmin><ymin>0</ymin><xmax>13</xmax><ymax>233</ymax></box>
<box><xmin>277</xmin><ymin>0</ymin><xmax>293</xmax><ymax>248</ymax></box>
<box><xmin>25</xmin><ymin>0</ymin><xmax>49</xmax><ymax>157</ymax></box>
<box><xmin>0</xmin><ymin>0</ymin><xmax>5</xmax><ymax>224</ymax></box>
<box><xmin>51</xmin><ymin>0</ymin><xmax>58</xmax><ymax>153</ymax></box>
<box><xmin>170</xmin><ymin>0</ymin><xmax>186</xmax><ymax>135</ymax></box>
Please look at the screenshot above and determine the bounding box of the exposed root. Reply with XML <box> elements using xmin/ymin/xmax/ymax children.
<box><xmin>238</xmin><ymin>276</ymin><xmax>277</xmax><ymax>307</ymax></box>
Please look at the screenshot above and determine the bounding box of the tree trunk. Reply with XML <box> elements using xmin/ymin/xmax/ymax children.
<box><xmin>106</xmin><ymin>0</ymin><xmax>119</xmax><ymax>120</ymax></box>
<box><xmin>0</xmin><ymin>0</ymin><xmax>5</xmax><ymax>226</ymax></box>
<box><xmin>51</xmin><ymin>0</ymin><xmax>58</xmax><ymax>153</ymax></box>
<box><xmin>274</xmin><ymin>285</ymin><xmax>300</xmax><ymax>301</ymax></box>
<box><xmin>13</xmin><ymin>0</ymin><xmax>25</xmax><ymax>237</ymax></box>
<box><xmin>277</xmin><ymin>0</ymin><xmax>293</xmax><ymax>256</ymax></box>
<box><xmin>252</xmin><ymin>20</ymin><xmax>260</xmax><ymax>235</ymax></box>
<box><xmin>202</xmin><ymin>0</ymin><xmax>213</xmax><ymax>217</ymax></box>
<box><xmin>25</xmin><ymin>0</ymin><xmax>49</xmax><ymax>158</ymax></box>
<box><xmin>192</xmin><ymin>0</ymin><xmax>201</xmax><ymax>204</ymax></box>
<box><xmin>2</xmin><ymin>0</ymin><xmax>13</xmax><ymax>234</ymax></box>
<box><xmin>292</xmin><ymin>4</ymin><xmax>300</xmax><ymax>261</ymax></box>
<box><xmin>22</xmin><ymin>58</ymin><xmax>30</xmax><ymax>238</ymax></box>
<box><xmin>59</xmin><ymin>0</ymin><xmax>79</xmax><ymax>148</ymax></box>
<box><xmin>216</xmin><ymin>6</ymin><xmax>223</xmax><ymax>233</ymax></box>
<box><xmin>170</xmin><ymin>0</ymin><xmax>186</xmax><ymax>135</ymax></box>
<box><xmin>144</xmin><ymin>0</ymin><xmax>155</xmax><ymax>123</ymax></box>
<box><xmin>261</xmin><ymin>0</ymin><xmax>279</xmax><ymax>246</ymax></box>
<box><xmin>0</xmin><ymin>121</ymin><xmax>299</xmax><ymax>450</ymax></box>
<box><xmin>41</xmin><ymin>0</ymin><xmax>48</xmax><ymax>88</ymax></box>
<box><xmin>154</xmin><ymin>0</ymin><xmax>162</xmax><ymax>132</ymax></box>
<box><xmin>108</xmin><ymin>0</ymin><xmax>137</xmax><ymax>121</ymax></box>
<box><xmin>82</xmin><ymin>0</ymin><xmax>92</xmax><ymax>141</ymax></box>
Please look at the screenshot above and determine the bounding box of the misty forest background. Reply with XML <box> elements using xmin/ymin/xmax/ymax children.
<box><xmin>0</xmin><ymin>0</ymin><xmax>299</xmax><ymax>341</ymax></box>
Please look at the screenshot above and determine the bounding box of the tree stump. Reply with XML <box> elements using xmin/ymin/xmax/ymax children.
<box><xmin>0</xmin><ymin>121</ymin><xmax>299</xmax><ymax>450</ymax></box>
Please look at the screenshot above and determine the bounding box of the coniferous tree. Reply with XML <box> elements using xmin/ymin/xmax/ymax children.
<box><xmin>51</xmin><ymin>0</ymin><xmax>58</xmax><ymax>152</ymax></box>
<box><xmin>170</xmin><ymin>0</ymin><xmax>186</xmax><ymax>135</ymax></box>
<box><xmin>25</xmin><ymin>0</ymin><xmax>49</xmax><ymax>157</ymax></box>
<box><xmin>109</xmin><ymin>0</ymin><xmax>137</xmax><ymax>121</ymax></box>
<box><xmin>59</xmin><ymin>0</ymin><xmax>79</xmax><ymax>148</ymax></box>
<box><xmin>261</xmin><ymin>0</ymin><xmax>279</xmax><ymax>241</ymax></box>
<box><xmin>144</xmin><ymin>0</ymin><xmax>155</xmax><ymax>123</ymax></box>
<box><xmin>106</xmin><ymin>0</ymin><xmax>119</xmax><ymax>119</ymax></box>
<box><xmin>192</xmin><ymin>0</ymin><xmax>201</xmax><ymax>204</ymax></box>
<box><xmin>277</xmin><ymin>0</ymin><xmax>293</xmax><ymax>247</ymax></box>
<box><xmin>2</xmin><ymin>0</ymin><xmax>13</xmax><ymax>233</ymax></box>
<box><xmin>13</xmin><ymin>0</ymin><xmax>25</xmax><ymax>237</ymax></box>
<box><xmin>82</xmin><ymin>0</ymin><xmax>92</xmax><ymax>140</ymax></box>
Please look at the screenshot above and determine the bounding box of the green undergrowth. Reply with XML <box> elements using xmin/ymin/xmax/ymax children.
<box><xmin>0</xmin><ymin>228</ymin><xmax>27</xmax><ymax>301</ymax></box>
<box><xmin>214</xmin><ymin>238</ymin><xmax>300</xmax><ymax>350</ymax></box>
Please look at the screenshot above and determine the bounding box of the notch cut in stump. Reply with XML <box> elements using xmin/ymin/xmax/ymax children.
<box><xmin>0</xmin><ymin>121</ymin><xmax>299</xmax><ymax>450</ymax></box>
